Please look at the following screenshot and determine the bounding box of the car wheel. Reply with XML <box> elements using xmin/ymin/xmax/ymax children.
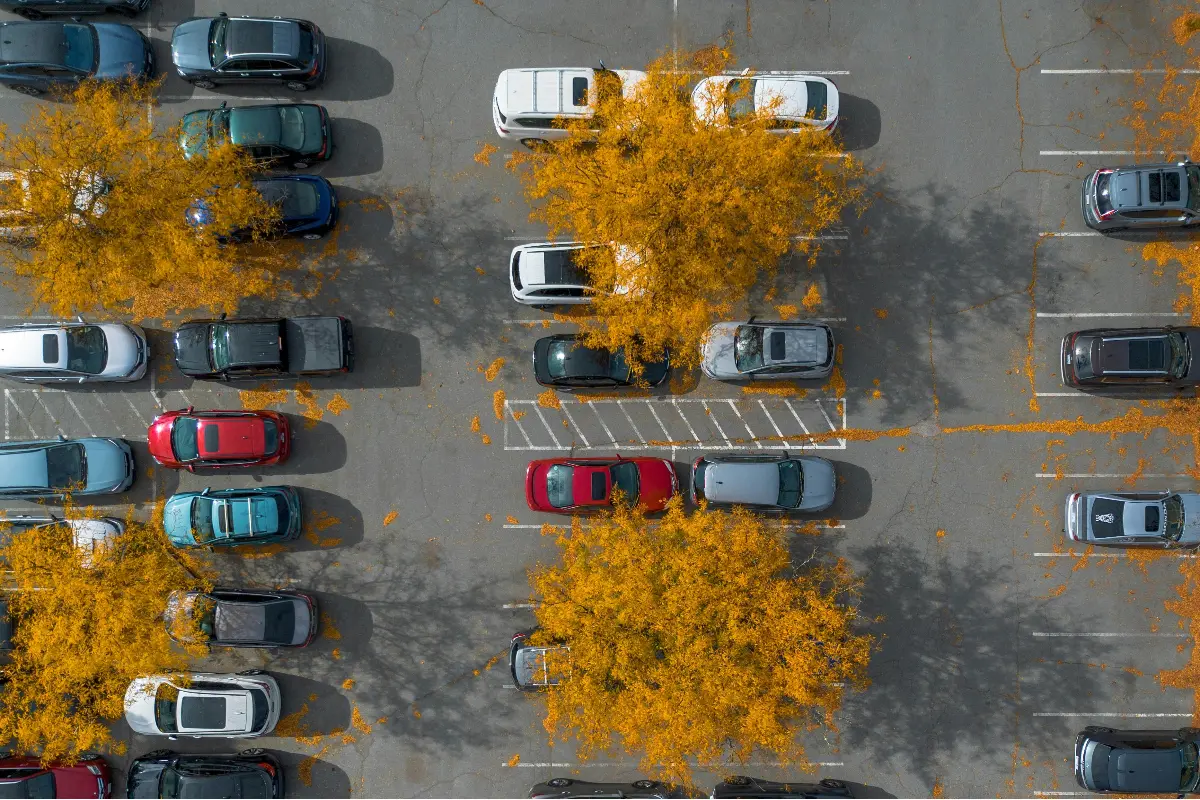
<box><xmin>725</xmin><ymin>776</ymin><xmax>751</xmax><ymax>786</ymax></box>
<box><xmin>14</xmin><ymin>8</ymin><xmax>44</xmax><ymax>19</ymax></box>
<box><xmin>819</xmin><ymin>779</ymin><xmax>848</xmax><ymax>790</ymax></box>
<box><xmin>1085</xmin><ymin>725</ymin><xmax>1114</xmax><ymax>734</ymax></box>
<box><xmin>292</xmin><ymin>160</ymin><xmax>310</xmax><ymax>169</ymax></box>
<box><xmin>632</xmin><ymin>780</ymin><xmax>658</xmax><ymax>789</ymax></box>
<box><xmin>1104</xmin><ymin>226</ymin><xmax>1127</xmax><ymax>233</ymax></box>
<box><xmin>239</xmin><ymin>748</ymin><xmax>266</xmax><ymax>756</ymax></box>
<box><xmin>237</xmin><ymin>668</ymin><xmax>266</xmax><ymax>675</ymax></box>
<box><xmin>302</xmin><ymin>232</ymin><xmax>323</xmax><ymax>240</ymax></box>
<box><xmin>107</xmin><ymin>4</ymin><xmax>139</xmax><ymax>16</ymax></box>
<box><xmin>190</xmin><ymin>79</ymin><xmax>217</xmax><ymax>90</ymax></box>
<box><xmin>547</xmin><ymin>779</ymin><xmax>573</xmax><ymax>788</ymax></box>
<box><xmin>285</xmin><ymin>81</ymin><xmax>310</xmax><ymax>92</ymax></box>
<box><xmin>520</xmin><ymin>138</ymin><xmax>550</xmax><ymax>150</ymax></box>
<box><xmin>141</xmin><ymin>749</ymin><xmax>173</xmax><ymax>760</ymax></box>
<box><xmin>76</xmin><ymin>752</ymin><xmax>102</xmax><ymax>761</ymax></box>
<box><xmin>11</xmin><ymin>85</ymin><xmax>43</xmax><ymax>97</ymax></box>
<box><xmin>532</xmin><ymin>304</ymin><xmax>553</xmax><ymax>311</ymax></box>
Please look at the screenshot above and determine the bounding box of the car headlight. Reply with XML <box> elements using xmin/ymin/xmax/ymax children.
<box><xmin>86</xmin><ymin>765</ymin><xmax>102</xmax><ymax>775</ymax></box>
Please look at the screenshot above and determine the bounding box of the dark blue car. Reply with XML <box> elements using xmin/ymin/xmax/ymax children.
<box><xmin>188</xmin><ymin>175</ymin><xmax>338</xmax><ymax>242</ymax></box>
<box><xmin>0</xmin><ymin>20</ymin><xmax>153</xmax><ymax>96</ymax></box>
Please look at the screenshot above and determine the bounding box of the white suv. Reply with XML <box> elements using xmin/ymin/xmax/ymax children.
<box><xmin>492</xmin><ymin>65</ymin><xmax>647</xmax><ymax>149</ymax></box>
<box><xmin>0</xmin><ymin>321</ymin><xmax>148</xmax><ymax>383</ymax></box>
<box><xmin>509</xmin><ymin>241</ymin><xmax>598</xmax><ymax>306</ymax></box>
<box><xmin>124</xmin><ymin>671</ymin><xmax>281</xmax><ymax>738</ymax></box>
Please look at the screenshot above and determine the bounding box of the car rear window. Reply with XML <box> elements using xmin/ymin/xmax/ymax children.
<box><xmin>249</xmin><ymin>688</ymin><xmax>269</xmax><ymax>732</ymax></box>
<box><xmin>179</xmin><ymin>695</ymin><xmax>226</xmax><ymax>730</ymax></box>
<box><xmin>1149</xmin><ymin>170</ymin><xmax>1182</xmax><ymax>203</ymax></box>
<box><xmin>262</xmin><ymin>420</ymin><xmax>278</xmax><ymax>455</ymax></box>
<box><xmin>1096</xmin><ymin>172</ymin><xmax>1114</xmax><ymax>215</ymax></box>
<box><xmin>297</xmin><ymin>26</ymin><xmax>314</xmax><ymax>64</ymax></box>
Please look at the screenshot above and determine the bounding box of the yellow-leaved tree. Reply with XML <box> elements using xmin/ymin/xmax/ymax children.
<box><xmin>0</xmin><ymin>79</ymin><xmax>286</xmax><ymax>320</ymax></box>
<box><xmin>0</xmin><ymin>513</ymin><xmax>210</xmax><ymax>761</ymax></box>
<box><xmin>528</xmin><ymin>498</ymin><xmax>873</xmax><ymax>786</ymax></box>
<box><xmin>507</xmin><ymin>46</ymin><xmax>867</xmax><ymax>373</ymax></box>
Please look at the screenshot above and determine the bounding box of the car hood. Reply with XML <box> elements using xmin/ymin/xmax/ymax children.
<box><xmin>701</xmin><ymin>322</ymin><xmax>741</xmax><ymax>378</ymax></box>
<box><xmin>98</xmin><ymin>323</ymin><xmax>142</xmax><ymax>378</ymax></box>
<box><xmin>126</xmin><ymin>760</ymin><xmax>166</xmax><ymax>800</ymax></box>
<box><xmin>163</xmin><ymin>495</ymin><xmax>198</xmax><ymax>546</ymax></box>
<box><xmin>79</xmin><ymin>438</ymin><xmax>130</xmax><ymax>493</ymax></box>
<box><xmin>148</xmin><ymin>416</ymin><xmax>174</xmax><ymax>462</ymax></box>
<box><xmin>170</xmin><ymin>18</ymin><xmax>213</xmax><ymax>72</ymax></box>
<box><xmin>93</xmin><ymin>23</ymin><xmax>149</xmax><ymax>80</ymax></box>
<box><xmin>797</xmin><ymin>457</ymin><xmax>837</xmax><ymax>511</ymax></box>
<box><xmin>173</xmin><ymin>324</ymin><xmax>212</xmax><ymax>375</ymax></box>
<box><xmin>123</xmin><ymin>677</ymin><xmax>162</xmax><ymax>734</ymax></box>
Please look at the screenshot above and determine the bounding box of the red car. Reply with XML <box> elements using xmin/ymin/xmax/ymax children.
<box><xmin>0</xmin><ymin>754</ymin><xmax>112</xmax><ymax>798</ymax></box>
<box><xmin>525</xmin><ymin>456</ymin><xmax>679</xmax><ymax>513</ymax></box>
<box><xmin>148</xmin><ymin>407</ymin><xmax>290</xmax><ymax>470</ymax></box>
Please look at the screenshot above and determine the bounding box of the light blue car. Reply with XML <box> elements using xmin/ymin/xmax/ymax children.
<box><xmin>0</xmin><ymin>436</ymin><xmax>133</xmax><ymax>498</ymax></box>
<box><xmin>162</xmin><ymin>486</ymin><xmax>302</xmax><ymax>548</ymax></box>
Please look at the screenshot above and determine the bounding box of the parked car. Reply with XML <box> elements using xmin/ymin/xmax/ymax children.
<box><xmin>691</xmin><ymin>453</ymin><xmax>837</xmax><ymax>513</ymax></box>
<box><xmin>692</xmin><ymin>73</ymin><xmax>840</xmax><ymax>132</ymax></box>
<box><xmin>0</xmin><ymin>321</ymin><xmax>147</xmax><ymax>383</ymax></box>
<box><xmin>1060</xmin><ymin>326</ymin><xmax>1199</xmax><ymax>390</ymax></box>
<box><xmin>529</xmin><ymin>778</ymin><xmax>680</xmax><ymax>798</ymax></box>
<box><xmin>533</xmin><ymin>334</ymin><xmax>668</xmax><ymax>391</ymax></box>
<box><xmin>0</xmin><ymin>513</ymin><xmax>124</xmax><ymax>566</ymax></box>
<box><xmin>1082</xmin><ymin>161</ymin><xmax>1200</xmax><ymax>232</ymax></box>
<box><xmin>0</xmin><ymin>168</ymin><xmax>110</xmax><ymax>243</ymax></box>
<box><xmin>164</xmin><ymin>588</ymin><xmax>317</xmax><ymax>648</ymax></box>
<box><xmin>492</xmin><ymin>65</ymin><xmax>646</xmax><ymax>148</ymax></box>
<box><xmin>509</xmin><ymin>241</ymin><xmax>597</xmax><ymax>306</ymax></box>
<box><xmin>0</xmin><ymin>753</ymin><xmax>112</xmax><ymax>798</ymax></box>
<box><xmin>148</xmin><ymin>408</ymin><xmax>290</xmax><ymax>470</ymax></box>
<box><xmin>162</xmin><ymin>486</ymin><xmax>303</xmax><ymax>548</ymax></box>
<box><xmin>1075</xmin><ymin>726</ymin><xmax>1200</xmax><ymax>793</ymax></box>
<box><xmin>173</xmin><ymin>315</ymin><xmax>353</xmax><ymax>380</ymax></box>
<box><xmin>0</xmin><ymin>0</ymin><xmax>147</xmax><ymax>18</ymax></box>
<box><xmin>0</xmin><ymin>437</ymin><xmax>133</xmax><ymax>498</ymax></box>
<box><xmin>170</xmin><ymin>13</ymin><xmax>325</xmax><ymax>91</ymax></box>
<box><xmin>526</xmin><ymin>456</ymin><xmax>678</xmax><ymax>513</ymax></box>
<box><xmin>1064</xmin><ymin>490</ymin><xmax>1200</xmax><ymax>547</ymax></box>
<box><xmin>0</xmin><ymin>20</ymin><xmax>153</xmax><ymax>96</ymax></box>
<box><xmin>180</xmin><ymin>102</ymin><xmax>332</xmax><ymax>168</ymax></box>
<box><xmin>509</xmin><ymin>631</ymin><xmax>570</xmax><ymax>691</ymax></box>
<box><xmin>0</xmin><ymin>597</ymin><xmax>14</xmax><ymax>654</ymax></box>
<box><xmin>187</xmin><ymin>175</ymin><xmax>338</xmax><ymax>242</ymax></box>
<box><xmin>124</xmin><ymin>672</ymin><xmax>281</xmax><ymax>738</ymax></box>
<box><xmin>126</xmin><ymin>750</ymin><xmax>281</xmax><ymax>800</ymax></box>
<box><xmin>712</xmin><ymin>776</ymin><xmax>852</xmax><ymax>798</ymax></box>
<box><xmin>701</xmin><ymin>320</ymin><xmax>835</xmax><ymax>381</ymax></box>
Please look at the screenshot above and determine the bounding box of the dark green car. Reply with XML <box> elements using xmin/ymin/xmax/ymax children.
<box><xmin>180</xmin><ymin>102</ymin><xmax>331</xmax><ymax>168</ymax></box>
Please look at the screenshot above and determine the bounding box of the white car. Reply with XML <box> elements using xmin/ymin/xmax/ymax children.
<box><xmin>0</xmin><ymin>169</ymin><xmax>109</xmax><ymax>243</ymax></box>
<box><xmin>124</xmin><ymin>672</ymin><xmax>281</xmax><ymax>738</ymax></box>
<box><xmin>509</xmin><ymin>241</ymin><xmax>598</xmax><ymax>306</ymax></box>
<box><xmin>692</xmin><ymin>73</ymin><xmax>839</xmax><ymax>132</ymax></box>
<box><xmin>0</xmin><ymin>514</ymin><xmax>123</xmax><ymax>567</ymax></box>
<box><xmin>492</xmin><ymin>65</ymin><xmax>647</xmax><ymax>148</ymax></box>
<box><xmin>701</xmin><ymin>320</ymin><xmax>836</xmax><ymax>381</ymax></box>
<box><xmin>0</xmin><ymin>321</ymin><xmax>148</xmax><ymax>383</ymax></box>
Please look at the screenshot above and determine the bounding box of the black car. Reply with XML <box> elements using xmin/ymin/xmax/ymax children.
<box><xmin>1075</xmin><ymin>726</ymin><xmax>1200</xmax><ymax>794</ymax></box>
<box><xmin>187</xmin><ymin>176</ymin><xmax>338</xmax><ymax>242</ymax></box>
<box><xmin>0</xmin><ymin>20</ymin><xmax>153</xmax><ymax>96</ymax></box>
<box><xmin>126</xmin><ymin>750</ymin><xmax>283</xmax><ymax>799</ymax></box>
<box><xmin>712</xmin><ymin>776</ymin><xmax>852</xmax><ymax>799</ymax></box>
<box><xmin>529</xmin><ymin>778</ymin><xmax>681</xmax><ymax>799</ymax></box>
<box><xmin>0</xmin><ymin>0</ymin><xmax>148</xmax><ymax>19</ymax></box>
<box><xmin>180</xmin><ymin>103</ymin><xmax>332</xmax><ymax>169</ymax></box>
<box><xmin>533</xmin><ymin>334</ymin><xmax>669</xmax><ymax>391</ymax></box>
<box><xmin>170</xmin><ymin>13</ymin><xmax>325</xmax><ymax>91</ymax></box>
<box><xmin>1060</xmin><ymin>326</ymin><xmax>1200</xmax><ymax>390</ymax></box>
<box><xmin>164</xmin><ymin>588</ymin><xmax>318</xmax><ymax>648</ymax></box>
<box><xmin>173</xmin><ymin>315</ymin><xmax>354</xmax><ymax>380</ymax></box>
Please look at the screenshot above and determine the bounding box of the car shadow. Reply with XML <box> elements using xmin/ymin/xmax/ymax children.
<box><xmin>269</xmin><ymin>671</ymin><xmax>352</xmax><ymax>737</ymax></box>
<box><xmin>825</xmin><ymin>460</ymin><xmax>871</xmax><ymax>522</ymax></box>
<box><xmin>292</xmin><ymin>488</ymin><xmax>364</xmax><ymax>550</ymax></box>
<box><xmin>273</xmin><ymin>416</ymin><xmax>347</xmax><ymax>475</ymax></box>
<box><xmin>314</xmin><ymin>38</ymin><xmax>394</xmax><ymax>101</ymax></box>
<box><xmin>275</xmin><ymin>749</ymin><xmax>352</xmax><ymax>798</ymax></box>
<box><xmin>342</xmin><ymin>327</ymin><xmax>422</xmax><ymax>390</ymax></box>
<box><xmin>319</xmin><ymin>118</ymin><xmax>384</xmax><ymax>178</ymax></box>
<box><xmin>835</xmin><ymin>93</ymin><xmax>881</xmax><ymax>152</ymax></box>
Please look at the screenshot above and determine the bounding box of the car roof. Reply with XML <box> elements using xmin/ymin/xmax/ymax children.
<box><xmin>501</xmin><ymin>68</ymin><xmax>593</xmax><ymax>117</ymax></box>
<box><xmin>757</xmin><ymin>324</ymin><xmax>828</xmax><ymax>367</ymax></box>
<box><xmin>0</xmin><ymin>448</ymin><xmax>49</xmax><ymax>490</ymax></box>
<box><xmin>224</xmin><ymin>17</ymin><xmax>300</xmax><ymax>59</ymax></box>
<box><xmin>228</xmin><ymin>106</ymin><xmax>283</xmax><ymax>146</ymax></box>
<box><xmin>222</xmin><ymin>320</ymin><xmax>283</xmax><ymax>367</ymax></box>
<box><xmin>1110</xmin><ymin>164</ymin><xmax>1190</xmax><ymax>211</ymax></box>
<box><xmin>1086</xmin><ymin>495</ymin><xmax>1164</xmax><ymax>538</ymax></box>
<box><xmin>1112</xmin><ymin>747</ymin><xmax>1184</xmax><ymax>792</ymax></box>
<box><xmin>0</xmin><ymin>327</ymin><xmax>67</xmax><ymax>370</ymax></box>
<box><xmin>1093</xmin><ymin>331</ymin><xmax>1173</xmax><ymax>375</ymax></box>
<box><xmin>705</xmin><ymin>461</ymin><xmax>780</xmax><ymax>505</ymax></box>
<box><xmin>518</xmin><ymin>246</ymin><xmax>587</xmax><ymax>288</ymax></box>
<box><xmin>0</xmin><ymin>22</ymin><xmax>70</xmax><ymax>66</ymax></box>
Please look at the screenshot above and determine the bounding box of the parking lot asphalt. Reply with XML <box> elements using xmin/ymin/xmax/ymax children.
<box><xmin>0</xmin><ymin>0</ymin><xmax>1191</xmax><ymax>797</ymax></box>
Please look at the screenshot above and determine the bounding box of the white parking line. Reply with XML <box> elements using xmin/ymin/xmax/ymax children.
<box><xmin>793</xmin><ymin>233</ymin><xmax>849</xmax><ymax>240</ymax></box>
<box><xmin>759</xmin><ymin>400</ymin><xmax>790</xmax><ymax>448</ymax></box>
<box><xmin>616</xmin><ymin>400</ymin><xmax>644</xmax><ymax>444</ymax></box>
<box><xmin>123</xmin><ymin>395</ymin><xmax>149</xmax><ymax>428</ymax></box>
<box><xmin>1036</xmin><ymin>312</ymin><xmax>1188</xmax><ymax>318</ymax></box>
<box><xmin>501</xmin><ymin>603</ymin><xmax>535</xmax><ymax>609</ymax></box>
<box><xmin>6</xmin><ymin>392</ymin><xmax>36</xmax><ymax>438</ymax></box>
<box><xmin>1040</xmin><ymin>231</ymin><xmax>1102</xmax><ymax>237</ymax></box>
<box><xmin>1035</xmin><ymin>472</ymin><xmax>1181</xmax><ymax>478</ymax></box>
<box><xmin>1034</xmin><ymin>392</ymin><xmax>1082</xmax><ymax>397</ymax></box>
<box><xmin>1033</xmin><ymin>712</ymin><xmax>1190</xmax><ymax>717</ymax></box>
<box><xmin>1041</xmin><ymin>68</ymin><xmax>1200</xmax><ymax>74</ymax></box>
<box><xmin>702</xmin><ymin>401</ymin><xmax>732</xmax><ymax>446</ymax></box>
<box><xmin>672</xmin><ymin>399</ymin><xmax>701</xmax><ymax>444</ymax></box>
<box><xmin>502</xmin><ymin>760</ymin><xmax>845</xmax><ymax>768</ymax></box>
<box><xmin>1033</xmin><ymin>792</ymin><xmax>1098</xmax><ymax>797</ymax></box>
<box><xmin>501</xmin><ymin>522</ymin><xmax>847</xmax><ymax>530</ymax></box>
<box><xmin>1032</xmin><ymin>632</ymin><xmax>1188</xmax><ymax>637</ymax></box>
<box><xmin>726</xmin><ymin>399</ymin><xmax>761</xmax><ymax>449</ymax></box>
<box><xmin>506</xmin><ymin>404</ymin><xmax>535</xmax><ymax>449</ymax></box>
<box><xmin>63</xmin><ymin>394</ymin><xmax>96</xmax><ymax>437</ymax></box>
<box><xmin>29</xmin><ymin>393</ymin><xmax>63</xmax><ymax>436</ymax></box>
<box><xmin>1040</xmin><ymin>150</ymin><xmax>1167</xmax><ymax>156</ymax></box>
<box><xmin>558</xmin><ymin>404</ymin><xmax>590</xmax><ymax>448</ymax></box>
<box><xmin>589</xmin><ymin>403</ymin><xmax>618</xmax><ymax>446</ymax></box>
<box><xmin>532</xmin><ymin>405</ymin><xmax>562</xmax><ymax>448</ymax></box>
<box><xmin>1035</xmin><ymin>551</ymin><xmax>1200</xmax><ymax>558</ymax></box>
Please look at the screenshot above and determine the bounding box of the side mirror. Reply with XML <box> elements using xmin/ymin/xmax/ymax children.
<box><xmin>75</xmin><ymin>315</ymin><xmax>84</xmax><ymax>323</ymax></box>
<box><xmin>218</xmin><ymin>11</ymin><xmax>227</xmax><ymax>16</ymax></box>
<box><xmin>219</xmin><ymin>101</ymin><xmax>227</xmax><ymax>110</ymax></box>
<box><xmin>747</xmin><ymin>315</ymin><xmax>757</xmax><ymax>323</ymax></box>
<box><xmin>218</xmin><ymin>312</ymin><xmax>227</xmax><ymax>320</ymax></box>
<box><xmin>200</xmin><ymin>487</ymin><xmax>211</xmax><ymax>496</ymax></box>
<box><xmin>185</xmin><ymin>405</ymin><xmax>194</xmax><ymax>414</ymax></box>
<box><xmin>598</xmin><ymin>58</ymin><xmax>606</xmax><ymax>71</ymax></box>
<box><xmin>56</xmin><ymin>434</ymin><xmax>65</xmax><ymax>442</ymax></box>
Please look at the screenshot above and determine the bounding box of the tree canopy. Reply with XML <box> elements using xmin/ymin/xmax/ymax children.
<box><xmin>0</xmin><ymin>513</ymin><xmax>210</xmax><ymax>761</ymax></box>
<box><xmin>507</xmin><ymin>47</ymin><xmax>867</xmax><ymax>373</ymax></box>
<box><xmin>528</xmin><ymin>498</ymin><xmax>874</xmax><ymax>785</ymax></box>
<box><xmin>0</xmin><ymin>79</ymin><xmax>287</xmax><ymax>320</ymax></box>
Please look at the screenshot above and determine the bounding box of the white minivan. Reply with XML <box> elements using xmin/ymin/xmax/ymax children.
<box><xmin>492</xmin><ymin>65</ymin><xmax>647</xmax><ymax>149</ymax></box>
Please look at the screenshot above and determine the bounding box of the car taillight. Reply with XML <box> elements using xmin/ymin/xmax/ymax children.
<box><xmin>1098</xmin><ymin>209</ymin><xmax>1116</xmax><ymax>220</ymax></box>
<box><xmin>258</xmin><ymin>762</ymin><xmax>276</xmax><ymax>777</ymax></box>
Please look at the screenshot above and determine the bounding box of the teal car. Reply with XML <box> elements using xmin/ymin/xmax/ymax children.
<box><xmin>179</xmin><ymin>102</ymin><xmax>331</xmax><ymax>169</ymax></box>
<box><xmin>162</xmin><ymin>486</ymin><xmax>302</xmax><ymax>548</ymax></box>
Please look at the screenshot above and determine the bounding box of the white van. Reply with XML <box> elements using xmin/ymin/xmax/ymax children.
<box><xmin>492</xmin><ymin>65</ymin><xmax>647</xmax><ymax>148</ymax></box>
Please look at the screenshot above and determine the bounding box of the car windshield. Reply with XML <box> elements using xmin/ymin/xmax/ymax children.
<box><xmin>190</xmin><ymin>497</ymin><xmax>216</xmax><ymax>544</ymax></box>
<box><xmin>1166</xmin><ymin>494</ymin><xmax>1186</xmax><ymax>541</ymax></box>
<box><xmin>609</xmin><ymin>461</ymin><xmax>640</xmax><ymax>504</ymax></box>
<box><xmin>777</xmin><ymin>460</ymin><xmax>804</xmax><ymax>508</ymax></box>
<box><xmin>804</xmin><ymin>80</ymin><xmax>828</xmax><ymax>118</ymax></box>
<box><xmin>45</xmin><ymin>443</ymin><xmax>85</xmax><ymax>489</ymax></box>
<box><xmin>1188</xmin><ymin>166</ymin><xmax>1200</xmax><ymax>213</ymax></box>
<box><xmin>734</xmin><ymin>326</ymin><xmax>765</xmax><ymax>371</ymax></box>
<box><xmin>171</xmin><ymin>417</ymin><xmax>200</xmax><ymax>461</ymax></box>
<box><xmin>545</xmin><ymin>464</ymin><xmax>574</xmax><ymax>509</ymax></box>
<box><xmin>278</xmin><ymin>106</ymin><xmax>308</xmax><ymax>151</ymax></box>
<box><xmin>159</xmin><ymin>768</ymin><xmax>183</xmax><ymax>800</ymax></box>
<box><xmin>725</xmin><ymin>78</ymin><xmax>756</xmax><ymax>121</ymax></box>
<box><xmin>0</xmin><ymin>772</ymin><xmax>55</xmax><ymax>799</ymax></box>
<box><xmin>1170</xmin><ymin>331</ymin><xmax>1191</xmax><ymax>378</ymax></box>
<box><xmin>208</xmin><ymin>16</ymin><xmax>228</xmax><ymax>64</ymax></box>
<box><xmin>1182</xmin><ymin>742</ymin><xmax>1200</xmax><ymax>792</ymax></box>
<box><xmin>65</xmin><ymin>325</ymin><xmax>107</xmax><ymax>374</ymax></box>
<box><xmin>62</xmin><ymin>24</ymin><xmax>96</xmax><ymax>73</ymax></box>
<box><xmin>154</xmin><ymin>683</ymin><xmax>179</xmax><ymax>733</ymax></box>
<box><xmin>209</xmin><ymin>324</ymin><xmax>230</xmax><ymax>370</ymax></box>
<box><xmin>192</xmin><ymin>595</ymin><xmax>216</xmax><ymax>639</ymax></box>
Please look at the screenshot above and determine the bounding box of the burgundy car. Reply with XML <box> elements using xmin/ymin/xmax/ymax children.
<box><xmin>0</xmin><ymin>754</ymin><xmax>112</xmax><ymax>798</ymax></box>
<box><xmin>148</xmin><ymin>408</ymin><xmax>290</xmax><ymax>470</ymax></box>
<box><xmin>525</xmin><ymin>456</ymin><xmax>679</xmax><ymax>513</ymax></box>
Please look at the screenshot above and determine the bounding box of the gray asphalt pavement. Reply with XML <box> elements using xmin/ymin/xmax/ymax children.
<box><xmin>0</xmin><ymin>0</ymin><xmax>1188</xmax><ymax>797</ymax></box>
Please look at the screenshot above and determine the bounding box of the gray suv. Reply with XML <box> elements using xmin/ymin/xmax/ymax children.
<box><xmin>0</xmin><ymin>437</ymin><xmax>134</xmax><ymax>498</ymax></box>
<box><xmin>691</xmin><ymin>453</ymin><xmax>836</xmax><ymax>512</ymax></box>
<box><xmin>1082</xmin><ymin>161</ymin><xmax>1200</xmax><ymax>232</ymax></box>
<box><xmin>170</xmin><ymin>13</ymin><xmax>326</xmax><ymax>91</ymax></box>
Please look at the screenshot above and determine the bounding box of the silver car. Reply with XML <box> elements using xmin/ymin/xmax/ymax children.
<box><xmin>1064</xmin><ymin>490</ymin><xmax>1200</xmax><ymax>547</ymax></box>
<box><xmin>691</xmin><ymin>453</ymin><xmax>836</xmax><ymax>512</ymax></box>
<box><xmin>701</xmin><ymin>320</ymin><xmax>835</xmax><ymax>381</ymax></box>
<box><xmin>124</xmin><ymin>671</ymin><xmax>281</xmax><ymax>738</ymax></box>
<box><xmin>0</xmin><ymin>321</ymin><xmax>147</xmax><ymax>383</ymax></box>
